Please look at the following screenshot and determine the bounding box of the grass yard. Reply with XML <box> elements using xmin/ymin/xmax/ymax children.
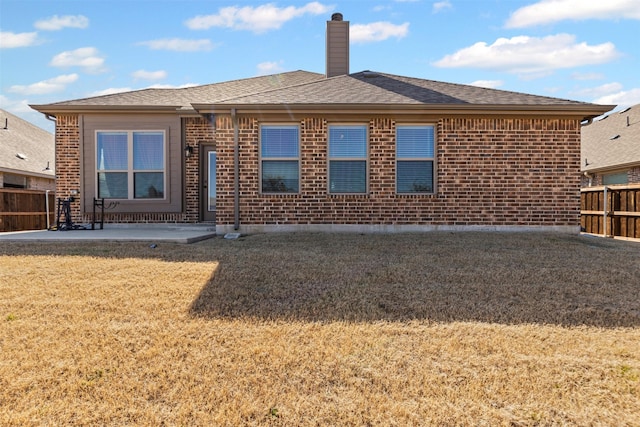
<box><xmin>1</xmin><ymin>232</ymin><xmax>639</xmax><ymax>425</ymax></box>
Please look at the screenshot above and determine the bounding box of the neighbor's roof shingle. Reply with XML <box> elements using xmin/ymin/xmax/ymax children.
<box><xmin>0</xmin><ymin>109</ymin><xmax>55</xmax><ymax>178</ymax></box>
<box><xmin>581</xmin><ymin>104</ymin><xmax>640</xmax><ymax>172</ymax></box>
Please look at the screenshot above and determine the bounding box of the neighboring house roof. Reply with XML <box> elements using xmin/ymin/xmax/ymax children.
<box><xmin>31</xmin><ymin>70</ymin><xmax>612</xmax><ymax>120</ymax></box>
<box><xmin>581</xmin><ymin>104</ymin><xmax>640</xmax><ymax>173</ymax></box>
<box><xmin>0</xmin><ymin>109</ymin><xmax>55</xmax><ymax>179</ymax></box>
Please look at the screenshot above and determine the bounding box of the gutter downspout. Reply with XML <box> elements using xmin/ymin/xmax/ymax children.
<box><xmin>232</xmin><ymin>108</ymin><xmax>240</xmax><ymax>230</ymax></box>
<box><xmin>44</xmin><ymin>114</ymin><xmax>56</xmax><ymax>231</ymax></box>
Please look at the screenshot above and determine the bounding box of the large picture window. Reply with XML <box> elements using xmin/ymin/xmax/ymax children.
<box><xmin>260</xmin><ymin>125</ymin><xmax>299</xmax><ymax>193</ymax></box>
<box><xmin>396</xmin><ymin>125</ymin><xmax>434</xmax><ymax>193</ymax></box>
<box><xmin>97</xmin><ymin>131</ymin><xmax>165</xmax><ymax>199</ymax></box>
<box><xmin>329</xmin><ymin>125</ymin><xmax>367</xmax><ymax>193</ymax></box>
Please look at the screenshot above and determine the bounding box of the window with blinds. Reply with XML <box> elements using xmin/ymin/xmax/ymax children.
<box><xmin>328</xmin><ymin>125</ymin><xmax>367</xmax><ymax>193</ymax></box>
<box><xmin>97</xmin><ymin>131</ymin><xmax>165</xmax><ymax>199</ymax></box>
<box><xmin>396</xmin><ymin>125</ymin><xmax>434</xmax><ymax>193</ymax></box>
<box><xmin>260</xmin><ymin>125</ymin><xmax>300</xmax><ymax>193</ymax></box>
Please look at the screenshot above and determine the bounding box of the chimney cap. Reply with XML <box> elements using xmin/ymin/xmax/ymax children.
<box><xmin>331</xmin><ymin>13</ymin><xmax>343</xmax><ymax>21</ymax></box>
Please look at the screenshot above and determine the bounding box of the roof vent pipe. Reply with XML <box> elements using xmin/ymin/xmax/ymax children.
<box><xmin>326</xmin><ymin>13</ymin><xmax>349</xmax><ymax>78</ymax></box>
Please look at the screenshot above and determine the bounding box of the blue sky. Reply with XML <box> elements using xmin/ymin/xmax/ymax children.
<box><xmin>2</xmin><ymin>0</ymin><xmax>639</xmax><ymax>132</ymax></box>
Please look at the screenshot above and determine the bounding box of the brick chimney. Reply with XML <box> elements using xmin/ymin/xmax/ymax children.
<box><xmin>326</xmin><ymin>13</ymin><xmax>349</xmax><ymax>78</ymax></box>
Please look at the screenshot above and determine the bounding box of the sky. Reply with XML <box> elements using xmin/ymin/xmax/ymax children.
<box><xmin>2</xmin><ymin>0</ymin><xmax>639</xmax><ymax>133</ymax></box>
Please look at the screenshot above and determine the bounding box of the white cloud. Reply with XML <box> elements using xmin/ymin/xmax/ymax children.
<box><xmin>256</xmin><ymin>61</ymin><xmax>285</xmax><ymax>75</ymax></box>
<box><xmin>0</xmin><ymin>31</ymin><xmax>39</xmax><ymax>48</ymax></box>
<box><xmin>350</xmin><ymin>22</ymin><xmax>409</xmax><ymax>43</ymax></box>
<box><xmin>593</xmin><ymin>88</ymin><xmax>640</xmax><ymax>108</ymax></box>
<box><xmin>506</xmin><ymin>0</ymin><xmax>640</xmax><ymax>28</ymax></box>
<box><xmin>0</xmin><ymin>95</ymin><xmax>32</xmax><ymax>114</ymax></box>
<box><xmin>572</xmin><ymin>82</ymin><xmax>624</xmax><ymax>99</ymax></box>
<box><xmin>34</xmin><ymin>15</ymin><xmax>89</xmax><ymax>31</ymax></box>
<box><xmin>8</xmin><ymin>74</ymin><xmax>79</xmax><ymax>95</ymax></box>
<box><xmin>433</xmin><ymin>1</ymin><xmax>453</xmax><ymax>13</ymax></box>
<box><xmin>433</xmin><ymin>34</ymin><xmax>619</xmax><ymax>75</ymax></box>
<box><xmin>571</xmin><ymin>72</ymin><xmax>605</xmax><ymax>81</ymax></box>
<box><xmin>137</xmin><ymin>38</ymin><xmax>215</xmax><ymax>52</ymax></box>
<box><xmin>132</xmin><ymin>69</ymin><xmax>168</xmax><ymax>80</ymax></box>
<box><xmin>50</xmin><ymin>47</ymin><xmax>106</xmax><ymax>73</ymax></box>
<box><xmin>185</xmin><ymin>2</ymin><xmax>332</xmax><ymax>33</ymax></box>
<box><xmin>469</xmin><ymin>80</ymin><xmax>504</xmax><ymax>89</ymax></box>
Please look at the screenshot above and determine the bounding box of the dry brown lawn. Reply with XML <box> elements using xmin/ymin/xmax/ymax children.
<box><xmin>1</xmin><ymin>232</ymin><xmax>639</xmax><ymax>426</ymax></box>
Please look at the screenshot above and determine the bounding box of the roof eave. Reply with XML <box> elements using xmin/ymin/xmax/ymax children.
<box><xmin>192</xmin><ymin>103</ymin><xmax>615</xmax><ymax>119</ymax></box>
<box><xmin>29</xmin><ymin>104</ymin><xmax>185</xmax><ymax>115</ymax></box>
<box><xmin>582</xmin><ymin>159</ymin><xmax>640</xmax><ymax>174</ymax></box>
<box><xmin>0</xmin><ymin>166</ymin><xmax>56</xmax><ymax>179</ymax></box>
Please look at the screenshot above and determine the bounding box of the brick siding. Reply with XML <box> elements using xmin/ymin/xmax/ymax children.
<box><xmin>581</xmin><ymin>166</ymin><xmax>640</xmax><ymax>187</ymax></box>
<box><xmin>55</xmin><ymin>113</ymin><xmax>582</xmax><ymax>229</ymax></box>
<box><xmin>55</xmin><ymin>114</ymin><xmax>82</xmax><ymax>222</ymax></box>
<box><xmin>215</xmin><ymin>116</ymin><xmax>581</xmax><ymax>228</ymax></box>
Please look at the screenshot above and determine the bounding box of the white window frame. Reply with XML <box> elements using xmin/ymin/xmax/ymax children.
<box><xmin>259</xmin><ymin>124</ymin><xmax>301</xmax><ymax>194</ymax></box>
<box><xmin>95</xmin><ymin>130</ymin><xmax>167</xmax><ymax>200</ymax></box>
<box><xmin>396</xmin><ymin>124</ymin><xmax>435</xmax><ymax>194</ymax></box>
<box><xmin>328</xmin><ymin>124</ymin><xmax>369</xmax><ymax>194</ymax></box>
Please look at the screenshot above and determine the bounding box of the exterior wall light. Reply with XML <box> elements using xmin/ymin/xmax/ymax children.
<box><xmin>185</xmin><ymin>145</ymin><xmax>194</xmax><ymax>159</ymax></box>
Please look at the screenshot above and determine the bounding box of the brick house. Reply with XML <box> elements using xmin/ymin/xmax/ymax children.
<box><xmin>581</xmin><ymin>103</ymin><xmax>640</xmax><ymax>187</ymax></box>
<box><xmin>31</xmin><ymin>14</ymin><xmax>613</xmax><ymax>234</ymax></box>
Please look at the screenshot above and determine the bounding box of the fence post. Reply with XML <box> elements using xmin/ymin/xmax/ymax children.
<box><xmin>603</xmin><ymin>186</ymin><xmax>608</xmax><ymax>237</ymax></box>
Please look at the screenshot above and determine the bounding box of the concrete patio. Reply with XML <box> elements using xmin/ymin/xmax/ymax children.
<box><xmin>0</xmin><ymin>224</ymin><xmax>217</xmax><ymax>244</ymax></box>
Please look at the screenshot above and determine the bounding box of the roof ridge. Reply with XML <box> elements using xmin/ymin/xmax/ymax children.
<box><xmin>47</xmin><ymin>70</ymin><xmax>325</xmax><ymax>106</ymax></box>
<box><xmin>368</xmin><ymin>70</ymin><xmax>593</xmax><ymax>105</ymax></box>
<box><xmin>210</xmin><ymin>70</ymin><xmax>328</xmax><ymax>103</ymax></box>
<box><xmin>190</xmin><ymin>70</ymin><xmax>323</xmax><ymax>91</ymax></box>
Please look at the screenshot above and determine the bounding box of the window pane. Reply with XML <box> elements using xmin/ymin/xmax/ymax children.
<box><xmin>133</xmin><ymin>132</ymin><xmax>164</xmax><ymax>170</ymax></box>
<box><xmin>134</xmin><ymin>172</ymin><xmax>164</xmax><ymax>198</ymax></box>
<box><xmin>97</xmin><ymin>172</ymin><xmax>128</xmax><ymax>198</ymax></box>
<box><xmin>329</xmin><ymin>126</ymin><xmax>367</xmax><ymax>157</ymax></box>
<box><xmin>262</xmin><ymin>161</ymin><xmax>299</xmax><ymax>193</ymax></box>
<box><xmin>397</xmin><ymin>126</ymin><xmax>434</xmax><ymax>158</ymax></box>
<box><xmin>397</xmin><ymin>161</ymin><xmax>433</xmax><ymax>193</ymax></box>
<box><xmin>603</xmin><ymin>172</ymin><xmax>627</xmax><ymax>185</ymax></box>
<box><xmin>261</xmin><ymin>126</ymin><xmax>299</xmax><ymax>158</ymax></box>
<box><xmin>97</xmin><ymin>132</ymin><xmax>127</xmax><ymax>170</ymax></box>
<box><xmin>330</xmin><ymin>161</ymin><xmax>366</xmax><ymax>193</ymax></box>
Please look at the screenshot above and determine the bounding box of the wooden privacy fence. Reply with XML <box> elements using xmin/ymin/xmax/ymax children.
<box><xmin>581</xmin><ymin>184</ymin><xmax>640</xmax><ymax>239</ymax></box>
<box><xmin>0</xmin><ymin>189</ymin><xmax>56</xmax><ymax>232</ymax></box>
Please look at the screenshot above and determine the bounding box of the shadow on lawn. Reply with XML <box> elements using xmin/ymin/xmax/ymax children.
<box><xmin>189</xmin><ymin>233</ymin><xmax>640</xmax><ymax>328</ymax></box>
<box><xmin>2</xmin><ymin>231</ymin><xmax>638</xmax><ymax>327</ymax></box>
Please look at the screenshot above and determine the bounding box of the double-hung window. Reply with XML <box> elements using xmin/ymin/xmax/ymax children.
<box><xmin>97</xmin><ymin>131</ymin><xmax>165</xmax><ymax>199</ymax></box>
<box><xmin>328</xmin><ymin>125</ymin><xmax>367</xmax><ymax>193</ymax></box>
<box><xmin>396</xmin><ymin>125</ymin><xmax>435</xmax><ymax>193</ymax></box>
<box><xmin>261</xmin><ymin>125</ymin><xmax>299</xmax><ymax>193</ymax></box>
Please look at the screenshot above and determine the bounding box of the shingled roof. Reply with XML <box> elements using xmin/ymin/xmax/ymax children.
<box><xmin>210</xmin><ymin>71</ymin><xmax>599</xmax><ymax>106</ymax></box>
<box><xmin>581</xmin><ymin>104</ymin><xmax>640</xmax><ymax>173</ymax></box>
<box><xmin>31</xmin><ymin>69</ymin><xmax>613</xmax><ymax>120</ymax></box>
<box><xmin>0</xmin><ymin>109</ymin><xmax>55</xmax><ymax>179</ymax></box>
<box><xmin>31</xmin><ymin>71</ymin><xmax>325</xmax><ymax>111</ymax></box>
